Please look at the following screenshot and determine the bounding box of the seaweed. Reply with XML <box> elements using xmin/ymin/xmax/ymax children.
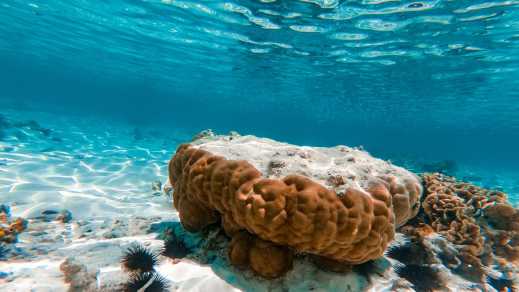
<box><xmin>121</xmin><ymin>243</ymin><xmax>159</xmax><ymax>273</ymax></box>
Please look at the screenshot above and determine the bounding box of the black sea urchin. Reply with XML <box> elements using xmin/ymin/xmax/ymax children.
<box><xmin>162</xmin><ymin>233</ymin><xmax>190</xmax><ymax>259</ymax></box>
<box><xmin>394</xmin><ymin>264</ymin><xmax>445</xmax><ymax>292</ymax></box>
<box><xmin>121</xmin><ymin>243</ymin><xmax>159</xmax><ymax>273</ymax></box>
<box><xmin>386</xmin><ymin>240</ymin><xmax>431</xmax><ymax>265</ymax></box>
<box><xmin>125</xmin><ymin>272</ymin><xmax>170</xmax><ymax>292</ymax></box>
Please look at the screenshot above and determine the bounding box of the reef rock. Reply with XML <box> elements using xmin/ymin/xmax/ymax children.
<box><xmin>168</xmin><ymin>135</ymin><xmax>423</xmax><ymax>278</ymax></box>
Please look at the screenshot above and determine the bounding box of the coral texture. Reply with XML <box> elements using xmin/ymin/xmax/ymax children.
<box><xmin>421</xmin><ymin>173</ymin><xmax>519</xmax><ymax>283</ymax></box>
<box><xmin>228</xmin><ymin>231</ymin><xmax>294</xmax><ymax>278</ymax></box>
<box><xmin>169</xmin><ymin>139</ymin><xmax>422</xmax><ymax>274</ymax></box>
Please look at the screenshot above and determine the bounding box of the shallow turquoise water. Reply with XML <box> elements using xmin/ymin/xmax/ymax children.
<box><xmin>0</xmin><ymin>0</ymin><xmax>519</xmax><ymax>199</ymax></box>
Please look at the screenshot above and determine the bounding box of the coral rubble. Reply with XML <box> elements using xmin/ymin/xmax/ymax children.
<box><xmin>168</xmin><ymin>135</ymin><xmax>423</xmax><ymax>278</ymax></box>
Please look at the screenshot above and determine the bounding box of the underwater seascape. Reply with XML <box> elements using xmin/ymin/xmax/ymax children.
<box><xmin>1</xmin><ymin>0</ymin><xmax>519</xmax><ymax>291</ymax></box>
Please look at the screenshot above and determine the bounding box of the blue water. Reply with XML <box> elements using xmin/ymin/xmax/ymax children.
<box><xmin>1</xmin><ymin>0</ymin><xmax>519</xmax><ymax>199</ymax></box>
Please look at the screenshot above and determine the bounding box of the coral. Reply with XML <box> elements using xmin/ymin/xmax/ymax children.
<box><xmin>423</xmin><ymin>174</ymin><xmax>486</xmax><ymax>258</ymax></box>
<box><xmin>125</xmin><ymin>272</ymin><xmax>170</xmax><ymax>292</ymax></box>
<box><xmin>169</xmin><ymin>143</ymin><xmax>401</xmax><ymax>269</ymax></box>
<box><xmin>121</xmin><ymin>243</ymin><xmax>159</xmax><ymax>274</ymax></box>
<box><xmin>379</xmin><ymin>175</ymin><xmax>422</xmax><ymax>227</ymax></box>
<box><xmin>0</xmin><ymin>205</ymin><xmax>27</xmax><ymax>243</ymax></box>
<box><xmin>228</xmin><ymin>231</ymin><xmax>294</xmax><ymax>278</ymax></box>
<box><xmin>421</xmin><ymin>173</ymin><xmax>519</xmax><ymax>282</ymax></box>
<box><xmin>483</xmin><ymin>203</ymin><xmax>519</xmax><ymax>232</ymax></box>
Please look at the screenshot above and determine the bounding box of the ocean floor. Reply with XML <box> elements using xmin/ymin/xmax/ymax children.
<box><xmin>0</xmin><ymin>108</ymin><xmax>518</xmax><ymax>291</ymax></box>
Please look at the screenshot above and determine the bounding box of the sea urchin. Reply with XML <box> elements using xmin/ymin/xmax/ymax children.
<box><xmin>162</xmin><ymin>233</ymin><xmax>190</xmax><ymax>260</ymax></box>
<box><xmin>125</xmin><ymin>272</ymin><xmax>170</xmax><ymax>292</ymax></box>
<box><xmin>394</xmin><ymin>264</ymin><xmax>446</xmax><ymax>292</ymax></box>
<box><xmin>121</xmin><ymin>243</ymin><xmax>159</xmax><ymax>274</ymax></box>
<box><xmin>386</xmin><ymin>240</ymin><xmax>431</xmax><ymax>266</ymax></box>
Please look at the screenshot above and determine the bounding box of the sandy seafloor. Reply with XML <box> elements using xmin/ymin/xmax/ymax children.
<box><xmin>0</xmin><ymin>107</ymin><xmax>518</xmax><ymax>291</ymax></box>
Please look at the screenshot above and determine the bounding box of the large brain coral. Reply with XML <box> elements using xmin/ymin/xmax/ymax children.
<box><xmin>168</xmin><ymin>136</ymin><xmax>423</xmax><ymax>277</ymax></box>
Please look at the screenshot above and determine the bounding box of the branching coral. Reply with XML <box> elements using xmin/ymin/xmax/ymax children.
<box><xmin>169</xmin><ymin>143</ymin><xmax>422</xmax><ymax>277</ymax></box>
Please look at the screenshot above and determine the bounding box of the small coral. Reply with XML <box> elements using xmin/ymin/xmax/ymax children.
<box><xmin>483</xmin><ymin>203</ymin><xmax>519</xmax><ymax>232</ymax></box>
<box><xmin>454</xmin><ymin>251</ymin><xmax>487</xmax><ymax>283</ymax></box>
<box><xmin>0</xmin><ymin>206</ymin><xmax>28</xmax><ymax>244</ymax></box>
<box><xmin>125</xmin><ymin>272</ymin><xmax>169</xmax><ymax>292</ymax></box>
<box><xmin>121</xmin><ymin>243</ymin><xmax>159</xmax><ymax>274</ymax></box>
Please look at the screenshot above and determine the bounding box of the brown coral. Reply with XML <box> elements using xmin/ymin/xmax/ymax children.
<box><xmin>484</xmin><ymin>203</ymin><xmax>519</xmax><ymax>232</ymax></box>
<box><xmin>228</xmin><ymin>231</ymin><xmax>294</xmax><ymax>278</ymax></box>
<box><xmin>421</xmin><ymin>173</ymin><xmax>519</xmax><ymax>281</ymax></box>
<box><xmin>169</xmin><ymin>143</ymin><xmax>417</xmax><ymax>274</ymax></box>
<box><xmin>379</xmin><ymin>175</ymin><xmax>422</xmax><ymax>227</ymax></box>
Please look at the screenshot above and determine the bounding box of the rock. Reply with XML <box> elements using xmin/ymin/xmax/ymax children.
<box><xmin>420</xmin><ymin>160</ymin><xmax>458</xmax><ymax>176</ymax></box>
<box><xmin>152</xmin><ymin>180</ymin><xmax>162</xmax><ymax>192</ymax></box>
<box><xmin>60</xmin><ymin>257</ymin><xmax>96</xmax><ymax>291</ymax></box>
<box><xmin>33</xmin><ymin>209</ymin><xmax>72</xmax><ymax>223</ymax></box>
<box><xmin>163</xmin><ymin>182</ymin><xmax>173</xmax><ymax>198</ymax></box>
